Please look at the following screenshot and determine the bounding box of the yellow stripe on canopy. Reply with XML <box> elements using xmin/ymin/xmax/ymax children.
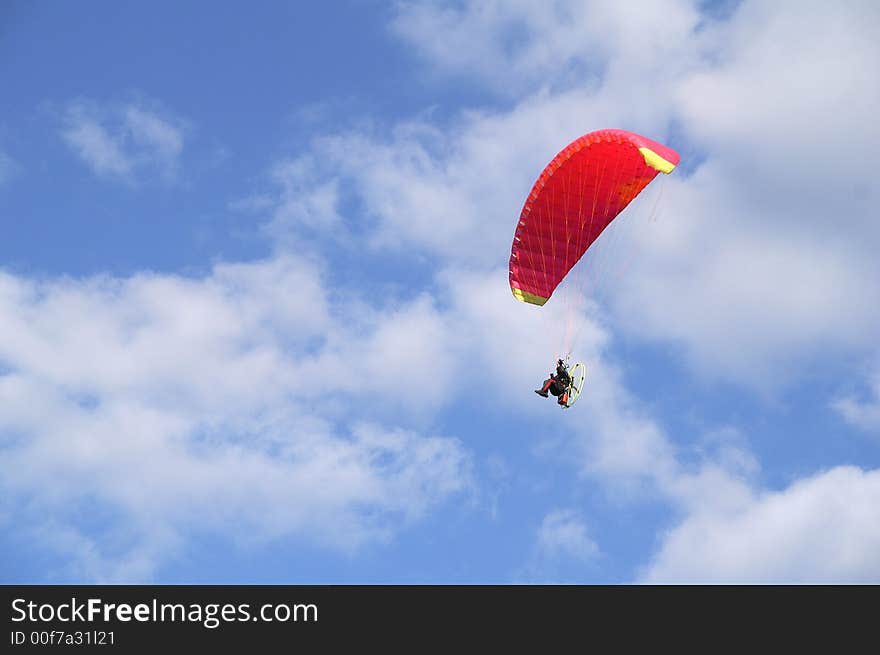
<box><xmin>638</xmin><ymin>147</ymin><xmax>677</xmax><ymax>174</ymax></box>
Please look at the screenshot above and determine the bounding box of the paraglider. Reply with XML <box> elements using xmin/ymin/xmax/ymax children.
<box><xmin>510</xmin><ymin>128</ymin><xmax>680</xmax><ymax>408</ymax></box>
<box><xmin>534</xmin><ymin>359</ymin><xmax>587</xmax><ymax>409</ymax></box>
<box><xmin>535</xmin><ymin>358</ymin><xmax>572</xmax><ymax>405</ymax></box>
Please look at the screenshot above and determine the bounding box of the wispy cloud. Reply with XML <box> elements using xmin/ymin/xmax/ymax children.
<box><xmin>515</xmin><ymin>509</ymin><xmax>599</xmax><ymax>582</ymax></box>
<box><xmin>536</xmin><ymin>509</ymin><xmax>599</xmax><ymax>562</ymax></box>
<box><xmin>833</xmin><ymin>370</ymin><xmax>880</xmax><ymax>433</ymax></box>
<box><xmin>124</xmin><ymin>105</ymin><xmax>184</xmax><ymax>168</ymax></box>
<box><xmin>61</xmin><ymin>106</ymin><xmax>132</xmax><ymax>178</ymax></box>
<box><xmin>265</xmin><ymin>157</ymin><xmax>344</xmax><ymax>241</ymax></box>
<box><xmin>0</xmin><ymin>151</ymin><xmax>18</xmax><ymax>185</ymax></box>
<box><xmin>60</xmin><ymin>99</ymin><xmax>186</xmax><ymax>184</ymax></box>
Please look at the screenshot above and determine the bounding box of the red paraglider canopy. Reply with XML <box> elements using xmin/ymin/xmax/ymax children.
<box><xmin>509</xmin><ymin>128</ymin><xmax>680</xmax><ymax>306</ymax></box>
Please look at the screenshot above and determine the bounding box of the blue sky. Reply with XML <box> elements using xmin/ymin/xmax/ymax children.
<box><xmin>2</xmin><ymin>0</ymin><xmax>879</xmax><ymax>584</ymax></box>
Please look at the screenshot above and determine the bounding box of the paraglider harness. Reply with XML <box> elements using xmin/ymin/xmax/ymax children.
<box><xmin>553</xmin><ymin>359</ymin><xmax>572</xmax><ymax>392</ymax></box>
<box><xmin>540</xmin><ymin>359</ymin><xmax>572</xmax><ymax>404</ymax></box>
<box><xmin>537</xmin><ymin>357</ymin><xmax>587</xmax><ymax>409</ymax></box>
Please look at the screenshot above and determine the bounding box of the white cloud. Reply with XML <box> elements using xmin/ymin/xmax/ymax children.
<box><xmin>678</xmin><ymin>1</ymin><xmax>880</xmax><ymax>183</ymax></box>
<box><xmin>640</xmin><ymin>466</ymin><xmax>880</xmax><ymax>583</ymax></box>
<box><xmin>610</xmin><ymin>0</ymin><xmax>880</xmax><ymax>386</ymax></box>
<box><xmin>0</xmin><ymin>240</ymin><xmax>701</xmax><ymax>582</ymax></box>
<box><xmin>0</xmin><ymin>257</ymin><xmax>472</xmax><ymax>581</ymax></box>
<box><xmin>60</xmin><ymin>100</ymin><xmax>186</xmax><ymax>183</ymax></box>
<box><xmin>610</xmin><ymin>166</ymin><xmax>880</xmax><ymax>387</ymax></box>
